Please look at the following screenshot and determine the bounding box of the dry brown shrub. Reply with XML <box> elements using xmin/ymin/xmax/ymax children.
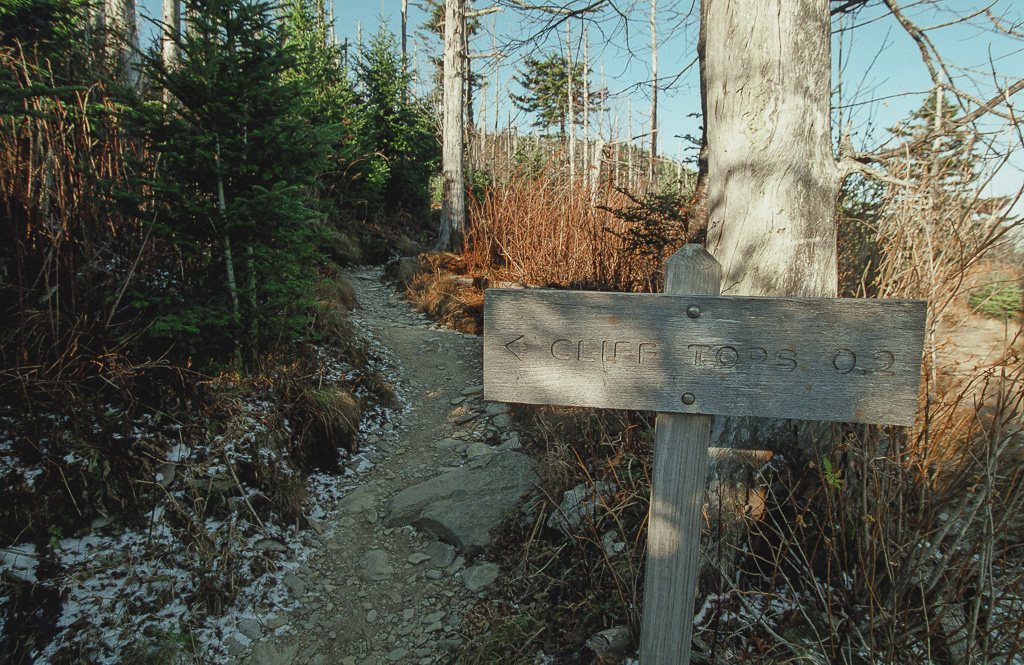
<box><xmin>402</xmin><ymin>253</ymin><xmax>485</xmax><ymax>334</ymax></box>
<box><xmin>463</xmin><ymin>169</ymin><xmax>682</xmax><ymax>293</ymax></box>
<box><xmin>313</xmin><ymin>265</ymin><xmax>359</xmax><ymax>311</ymax></box>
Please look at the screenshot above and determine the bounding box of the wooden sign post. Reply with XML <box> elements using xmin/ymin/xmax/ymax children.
<box><xmin>482</xmin><ymin>244</ymin><xmax>926</xmax><ymax>665</ymax></box>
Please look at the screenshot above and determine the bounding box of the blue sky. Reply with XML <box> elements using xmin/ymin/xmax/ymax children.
<box><xmin>138</xmin><ymin>0</ymin><xmax>1024</xmax><ymax>199</ymax></box>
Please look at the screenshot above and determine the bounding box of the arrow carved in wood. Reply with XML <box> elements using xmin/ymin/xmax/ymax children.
<box><xmin>504</xmin><ymin>335</ymin><xmax>528</xmax><ymax>361</ymax></box>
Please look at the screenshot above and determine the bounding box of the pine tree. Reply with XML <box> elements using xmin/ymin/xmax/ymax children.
<box><xmin>133</xmin><ymin>0</ymin><xmax>332</xmax><ymax>362</ymax></box>
<box><xmin>280</xmin><ymin>0</ymin><xmax>350</xmax><ymax>125</ymax></box>
<box><xmin>279</xmin><ymin>0</ymin><xmax>376</xmax><ymax>217</ymax></box>
<box><xmin>890</xmin><ymin>92</ymin><xmax>979</xmax><ymax>195</ymax></box>
<box><xmin>357</xmin><ymin>24</ymin><xmax>438</xmax><ymax>215</ymax></box>
<box><xmin>510</xmin><ymin>53</ymin><xmax>602</xmax><ymax>137</ymax></box>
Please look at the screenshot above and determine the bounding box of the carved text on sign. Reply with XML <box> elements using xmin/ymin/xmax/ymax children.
<box><xmin>686</xmin><ymin>344</ymin><xmax>796</xmax><ymax>371</ymax></box>
<box><xmin>483</xmin><ymin>289</ymin><xmax>927</xmax><ymax>425</ymax></box>
<box><xmin>534</xmin><ymin>337</ymin><xmax>902</xmax><ymax>377</ymax></box>
<box><xmin>549</xmin><ymin>339</ymin><xmax>659</xmax><ymax>364</ymax></box>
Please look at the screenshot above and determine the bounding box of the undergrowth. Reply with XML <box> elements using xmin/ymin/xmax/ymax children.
<box><xmin>458</xmin><ymin>407</ymin><xmax>653</xmax><ymax>664</ymax></box>
<box><xmin>0</xmin><ymin>40</ymin><xmax>389</xmax><ymax>657</ymax></box>
<box><xmin>403</xmin><ymin>154</ymin><xmax>1024</xmax><ymax>664</ymax></box>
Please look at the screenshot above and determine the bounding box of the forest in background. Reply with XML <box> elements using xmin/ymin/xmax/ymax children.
<box><xmin>2</xmin><ymin>0</ymin><xmax>1024</xmax><ymax>663</ymax></box>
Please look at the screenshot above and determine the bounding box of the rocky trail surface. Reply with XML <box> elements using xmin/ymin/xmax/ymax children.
<box><xmin>237</xmin><ymin>267</ymin><xmax>536</xmax><ymax>665</ymax></box>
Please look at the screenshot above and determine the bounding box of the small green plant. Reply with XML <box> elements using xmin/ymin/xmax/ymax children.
<box><xmin>469</xmin><ymin>169</ymin><xmax>493</xmax><ymax>205</ymax></box>
<box><xmin>47</xmin><ymin>524</ymin><xmax>63</xmax><ymax>549</ymax></box>
<box><xmin>821</xmin><ymin>458</ymin><xmax>843</xmax><ymax>489</ymax></box>
<box><xmin>969</xmin><ymin>282</ymin><xmax>1022</xmax><ymax>318</ymax></box>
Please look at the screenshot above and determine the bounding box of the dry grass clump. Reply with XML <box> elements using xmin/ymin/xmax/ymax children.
<box><xmin>402</xmin><ymin>253</ymin><xmax>485</xmax><ymax>334</ymax></box>
<box><xmin>313</xmin><ymin>264</ymin><xmax>359</xmax><ymax>311</ymax></box>
<box><xmin>403</xmin><ymin>169</ymin><xmax>693</xmax><ymax>332</ymax></box>
<box><xmin>696</xmin><ymin>166</ymin><xmax>1024</xmax><ymax>663</ymax></box>
<box><xmin>704</xmin><ymin>356</ymin><xmax>1024</xmax><ymax>664</ymax></box>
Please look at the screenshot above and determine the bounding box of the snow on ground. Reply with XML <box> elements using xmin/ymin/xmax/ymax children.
<box><xmin>2</xmin><ymin>314</ymin><xmax>411</xmax><ymax>663</ymax></box>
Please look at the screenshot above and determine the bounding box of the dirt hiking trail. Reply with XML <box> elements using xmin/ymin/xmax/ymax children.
<box><xmin>236</xmin><ymin>266</ymin><xmax>520</xmax><ymax>665</ymax></box>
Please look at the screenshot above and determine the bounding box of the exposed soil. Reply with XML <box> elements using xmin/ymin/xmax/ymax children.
<box><xmin>235</xmin><ymin>266</ymin><xmax>510</xmax><ymax>665</ymax></box>
<box><xmin>936</xmin><ymin>314</ymin><xmax>1022</xmax><ymax>376</ymax></box>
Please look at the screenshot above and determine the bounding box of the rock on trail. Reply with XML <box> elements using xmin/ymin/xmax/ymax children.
<box><xmin>383</xmin><ymin>449</ymin><xmax>538</xmax><ymax>553</ymax></box>
<box><xmin>235</xmin><ymin>266</ymin><xmax>537</xmax><ymax>665</ymax></box>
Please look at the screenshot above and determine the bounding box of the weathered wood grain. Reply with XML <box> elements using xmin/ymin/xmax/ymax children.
<box><xmin>483</xmin><ymin>288</ymin><xmax>926</xmax><ymax>425</ymax></box>
<box><xmin>640</xmin><ymin>245</ymin><xmax>719</xmax><ymax>665</ymax></box>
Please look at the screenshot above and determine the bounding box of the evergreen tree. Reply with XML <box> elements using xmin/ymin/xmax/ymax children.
<box><xmin>890</xmin><ymin>93</ymin><xmax>979</xmax><ymax>194</ymax></box>
<box><xmin>133</xmin><ymin>0</ymin><xmax>332</xmax><ymax>362</ymax></box>
<box><xmin>280</xmin><ymin>0</ymin><xmax>351</xmax><ymax>126</ymax></box>
<box><xmin>279</xmin><ymin>0</ymin><xmax>376</xmax><ymax>216</ymax></box>
<box><xmin>357</xmin><ymin>25</ymin><xmax>438</xmax><ymax>215</ymax></box>
<box><xmin>511</xmin><ymin>52</ymin><xmax>602</xmax><ymax>137</ymax></box>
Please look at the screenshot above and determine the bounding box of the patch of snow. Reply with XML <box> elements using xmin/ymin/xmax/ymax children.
<box><xmin>1</xmin><ymin>543</ymin><xmax>39</xmax><ymax>583</ymax></box>
<box><xmin>166</xmin><ymin>442</ymin><xmax>190</xmax><ymax>463</ymax></box>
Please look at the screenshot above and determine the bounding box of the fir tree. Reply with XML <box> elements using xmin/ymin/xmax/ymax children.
<box><xmin>890</xmin><ymin>93</ymin><xmax>979</xmax><ymax>194</ymax></box>
<box><xmin>357</xmin><ymin>25</ymin><xmax>438</xmax><ymax>215</ymax></box>
<box><xmin>511</xmin><ymin>52</ymin><xmax>602</xmax><ymax>137</ymax></box>
<box><xmin>133</xmin><ymin>0</ymin><xmax>332</xmax><ymax>362</ymax></box>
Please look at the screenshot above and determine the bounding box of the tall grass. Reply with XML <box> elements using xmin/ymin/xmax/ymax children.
<box><xmin>462</xmin><ymin>168</ymin><xmax>690</xmax><ymax>293</ymax></box>
<box><xmin>0</xmin><ymin>42</ymin><xmax>150</xmax><ymax>407</ymax></box>
<box><xmin>705</xmin><ymin>165</ymin><xmax>1024</xmax><ymax>663</ymax></box>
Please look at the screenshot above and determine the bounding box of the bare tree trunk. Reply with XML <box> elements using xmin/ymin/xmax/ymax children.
<box><xmin>162</xmin><ymin>0</ymin><xmax>179</xmax><ymax>69</ymax></box>
<box><xmin>583</xmin><ymin>29</ymin><xmax>591</xmax><ymax>191</ymax></box>
<box><xmin>609</xmin><ymin>110</ymin><xmax>616</xmax><ymax>191</ymax></box>
<box><xmin>464</xmin><ymin>17</ymin><xmax>474</xmax><ymax>138</ymax></box>
<box><xmin>700</xmin><ymin>0</ymin><xmax>841</xmax><ymax>590</ymax></box>
<box><xmin>437</xmin><ymin>0</ymin><xmax>466</xmax><ymax>251</ymax></box>
<box><xmin>627</xmin><ymin>97</ymin><xmax>634</xmax><ymax>189</ymax></box>
<box><xmin>649</xmin><ymin>0</ymin><xmax>658</xmax><ymax>184</ymax></box>
<box><xmin>566</xmin><ymin>22</ymin><xmax>575</xmax><ymax>183</ymax></box>
<box><xmin>104</xmin><ymin>0</ymin><xmax>141</xmax><ymax>90</ymax></box>
<box><xmin>704</xmin><ymin>0</ymin><xmax>839</xmax><ymax>298</ymax></box>
<box><xmin>161</xmin><ymin>0</ymin><xmax>180</xmax><ymax>104</ymax></box>
<box><xmin>492</xmin><ymin>16</ymin><xmax>499</xmax><ymax>178</ymax></box>
<box><xmin>401</xmin><ymin>0</ymin><xmax>408</xmax><ymax>65</ymax></box>
<box><xmin>215</xmin><ymin>139</ymin><xmax>241</xmax><ymax>361</ymax></box>
<box><xmin>686</xmin><ymin>2</ymin><xmax>709</xmax><ymax>242</ymax></box>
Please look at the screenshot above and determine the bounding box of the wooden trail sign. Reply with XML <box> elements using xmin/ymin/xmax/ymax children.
<box><xmin>484</xmin><ymin>285</ymin><xmax>925</xmax><ymax>426</ymax></box>
<box><xmin>482</xmin><ymin>245</ymin><xmax>926</xmax><ymax>665</ymax></box>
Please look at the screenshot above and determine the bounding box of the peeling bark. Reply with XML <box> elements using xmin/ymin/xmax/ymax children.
<box><xmin>704</xmin><ymin>0</ymin><xmax>840</xmax><ymax>299</ymax></box>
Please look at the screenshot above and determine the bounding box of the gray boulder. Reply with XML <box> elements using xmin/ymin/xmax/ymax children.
<box><xmin>547</xmin><ymin>481</ymin><xmax>618</xmax><ymax>536</ymax></box>
<box><xmin>585</xmin><ymin>626</ymin><xmax>632</xmax><ymax>660</ymax></box>
<box><xmin>359</xmin><ymin>549</ymin><xmax>393</xmax><ymax>581</ymax></box>
<box><xmin>383</xmin><ymin>451</ymin><xmax>538</xmax><ymax>553</ymax></box>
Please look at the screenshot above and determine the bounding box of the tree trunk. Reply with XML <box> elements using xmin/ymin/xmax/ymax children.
<box><xmin>104</xmin><ymin>0</ymin><xmax>142</xmax><ymax>90</ymax></box>
<box><xmin>699</xmin><ymin>0</ymin><xmax>842</xmax><ymax>592</ymax></box>
<box><xmin>566</xmin><ymin>22</ymin><xmax>575</xmax><ymax>183</ymax></box>
<box><xmin>627</xmin><ymin>97</ymin><xmax>633</xmax><ymax>189</ymax></box>
<box><xmin>583</xmin><ymin>29</ymin><xmax>591</xmax><ymax>190</ymax></box>
<box><xmin>161</xmin><ymin>0</ymin><xmax>180</xmax><ymax>104</ymax></box>
<box><xmin>704</xmin><ymin>0</ymin><xmax>839</xmax><ymax>299</ymax></box>
<box><xmin>162</xmin><ymin>0</ymin><xmax>180</xmax><ymax>69</ymax></box>
<box><xmin>437</xmin><ymin>0</ymin><xmax>466</xmax><ymax>251</ymax></box>
<box><xmin>401</xmin><ymin>0</ymin><xmax>408</xmax><ymax>65</ymax></box>
<box><xmin>649</xmin><ymin>0</ymin><xmax>658</xmax><ymax>184</ymax></box>
<box><xmin>686</xmin><ymin>2</ymin><xmax>709</xmax><ymax>242</ymax></box>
